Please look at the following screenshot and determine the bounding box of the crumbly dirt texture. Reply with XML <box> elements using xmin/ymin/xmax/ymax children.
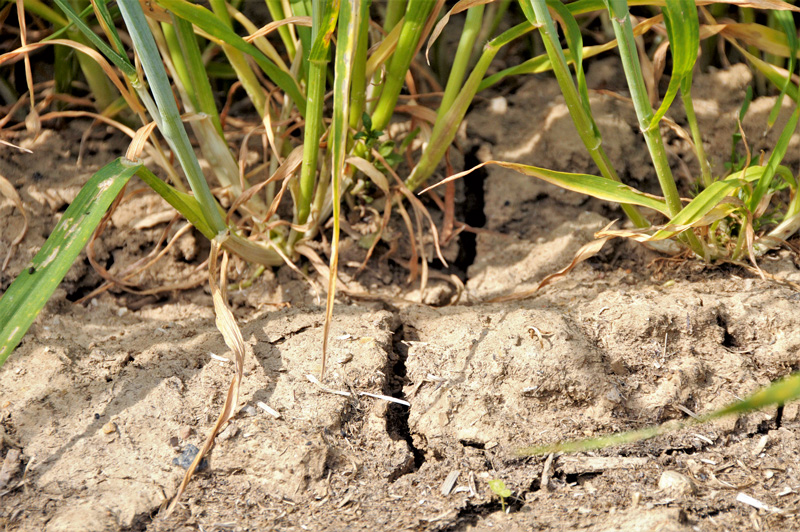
<box><xmin>2</xmin><ymin>64</ymin><xmax>800</xmax><ymax>531</ymax></box>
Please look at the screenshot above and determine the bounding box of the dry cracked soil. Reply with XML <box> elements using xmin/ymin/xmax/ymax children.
<box><xmin>2</xmin><ymin>62</ymin><xmax>800</xmax><ymax>531</ymax></box>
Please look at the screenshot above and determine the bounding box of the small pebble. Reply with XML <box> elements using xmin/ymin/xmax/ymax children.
<box><xmin>217</xmin><ymin>424</ymin><xmax>240</xmax><ymax>443</ymax></box>
<box><xmin>172</xmin><ymin>444</ymin><xmax>208</xmax><ymax>471</ymax></box>
<box><xmin>658</xmin><ymin>470</ymin><xmax>695</xmax><ymax>497</ymax></box>
<box><xmin>179</xmin><ymin>426</ymin><xmax>193</xmax><ymax>440</ymax></box>
<box><xmin>102</xmin><ymin>422</ymin><xmax>116</xmax><ymax>434</ymax></box>
<box><xmin>240</xmin><ymin>405</ymin><xmax>258</xmax><ymax>417</ymax></box>
<box><xmin>168</xmin><ymin>436</ymin><xmax>180</xmax><ymax>450</ymax></box>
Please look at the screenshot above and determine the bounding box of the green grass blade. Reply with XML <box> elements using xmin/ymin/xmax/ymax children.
<box><xmin>154</xmin><ymin>0</ymin><xmax>306</xmax><ymax>117</ymax></box>
<box><xmin>648</xmin><ymin>0</ymin><xmax>698</xmax><ymax>131</ymax></box>
<box><xmin>428</xmin><ymin>160</ymin><xmax>669</xmax><ymax>215</ymax></box>
<box><xmin>322</xmin><ymin>0</ymin><xmax>360</xmax><ymax>378</ymax></box>
<box><xmin>749</xmin><ymin>103</ymin><xmax>800</xmax><ymax>212</ymax></box>
<box><xmin>406</xmin><ymin>22</ymin><xmax>537</xmax><ymax>192</ymax></box>
<box><xmin>545</xmin><ymin>0</ymin><xmax>595</xmax><ymax>134</ymax></box>
<box><xmin>117</xmin><ymin>0</ymin><xmax>227</xmax><ymax>234</ymax></box>
<box><xmin>52</xmin><ymin>0</ymin><xmax>136</xmax><ymax>78</ymax></box>
<box><xmin>134</xmin><ymin>167</ymin><xmax>217</xmax><ymax>239</ymax></box>
<box><xmin>0</xmin><ymin>158</ymin><xmax>141</xmax><ymax>368</ymax></box>
<box><xmin>92</xmin><ymin>0</ymin><xmax>127</xmax><ymax>57</ymax></box>
<box><xmin>518</xmin><ymin>0</ymin><xmax>648</xmax><ymax>228</ymax></box>
<box><xmin>296</xmin><ymin>0</ymin><xmax>336</xmax><ymax>230</ymax></box>
<box><xmin>650</xmin><ymin>166</ymin><xmax>766</xmax><ymax>240</ymax></box>
<box><xmin>370</xmin><ymin>0</ymin><xmax>436</xmax><ymax>132</ymax></box>
<box><xmin>518</xmin><ymin>371</ymin><xmax>800</xmax><ymax>456</ymax></box>
<box><xmin>495</xmin><ymin>161</ymin><xmax>670</xmax><ymax>215</ymax></box>
<box><xmin>731</xmin><ymin>41</ymin><xmax>798</xmax><ymax>102</ymax></box>
<box><xmin>766</xmin><ymin>11</ymin><xmax>797</xmax><ymax>128</ymax></box>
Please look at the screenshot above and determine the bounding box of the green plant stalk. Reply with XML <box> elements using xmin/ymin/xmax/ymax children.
<box><xmin>165</xmin><ymin>16</ymin><xmax>224</xmax><ymax>137</ymax></box>
<box><xmin>440</xmin><ymin>5</ymin><xmax>485</xmax><ymax>112</ymax></box>
<box><xmin>370</xmin><ymin>0</ymin><xmax>435</xmax><ymax>132</ymax></box>
<box><xmin>265</xmin><ymin>0</ymin><xmax>297</xmax><ymax>62</ymax></box>
<box><xmin>322</xmin><ymin>0</ymin><xmax>360</xmax><ymax>378</ymax></box>
<box><xmin>207</xmin><ymin>0</ymin><xmax>266</xmax><ymax>117</ymax></box>
<box><xmin>749</xmin><ymin>104</ymin><xmax>800</xmax><ymax>211</ymax></box>
<box><xmin>680</xmin><ymin>77</ymin><xmax>712</xmax><ymax>188</ymax></box>
<box><xmin>522</xmin><ymin>1</ymin><xmax>648</xmax><ymax>229</ymax></box>
<box><xmin>604</xmin><ymin>1</ymin><xmax>681</xmax><ymax>217</ymax></box>
<box><xmin>117</xmin><ymin>0</ymin><xmax>226</xmax><ymax>233</ymax></box>
<box><xmin>294</xmin><ymin>0</ymin><xmax>335</xmax><ymax>237</ymax></box>
<box><xmin>406</xmin><ymin>22</ymin><xmax>537</xmax><ymax>192</ymax></box>
<box><xmin>383</xmin><ymin>0</ymin><xmax>405</xmax><ymax>33</ymax></box>
<box><xmin>348</xmin><ymin>0</ymin><xmax>371</xmax><ymax>130</ymax></box>
<box><xmin>151</xmin><ymin>18</ymin><xmax>257</xmax><ymax>207</ymax></box>
<box><xmin>604</xmin><ymin>0</ymin><xmax>705</xmax><ymax>256</ymax></box>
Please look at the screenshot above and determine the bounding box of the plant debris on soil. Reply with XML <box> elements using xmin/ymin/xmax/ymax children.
<box><xmin>2</xmin><ymin>63</ymin><xmax>800</xmax><ymax>531</ymax></box>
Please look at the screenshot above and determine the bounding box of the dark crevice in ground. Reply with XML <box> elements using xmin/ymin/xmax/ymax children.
<box><xmin>440</xmin><ymin>498</ymin><xmax>523</xmax><ymax>531</ymax></box>
<box><xmin>453</xmin><ymin>147</ymin><xmax>487</xmax><ymax>279</ymax></box>
<box><xmin>385</xmin><ymin>324</ymin><xmax>425</xmax><ymax>480</ymax></box>
<box><xmin>715</xmin><ymin>312</ymin><xmax>737</xmax><ymax>348</ymax></box>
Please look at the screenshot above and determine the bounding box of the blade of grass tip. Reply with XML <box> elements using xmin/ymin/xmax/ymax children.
<box><xmin>117</xmin><ymin>0</ymin><xmax>227</xmax><ymax>234</ymax></box>
<box><xmin>0</xmin><ymin>158</ymin><xmax>141</xmax><ymax>367</ymax></box>
<box><xmin>321</xmin><ymin>0</ymin><xmax>360</xmax><ymax>380</ymax></box>
<box><xmin>603</xmin><ymin>0</ymin><xmax>706</xmax><ymax>258</ymax></box>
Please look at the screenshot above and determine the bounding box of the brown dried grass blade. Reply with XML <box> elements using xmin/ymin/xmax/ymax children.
<box><xmin>488</xmin><ymin>228</ymin><xmax>614</xmax><ymax>303</ymax></box>
<box><xmin>166</xmin><ymin>237</ymin><xmax>245</xmax><ymax>516</ymax></box>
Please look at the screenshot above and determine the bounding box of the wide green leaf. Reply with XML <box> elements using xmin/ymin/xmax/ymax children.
<box><xmin>0</xmin><ymin>158</ymin><xmax>141</xmax><ymax>368</ymax></box>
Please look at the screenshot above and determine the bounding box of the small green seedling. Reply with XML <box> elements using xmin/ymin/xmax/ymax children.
<box><xmin>488</xmin><ymin>479</ymin><xmax>512</xmax><ymax>513</ymax></box>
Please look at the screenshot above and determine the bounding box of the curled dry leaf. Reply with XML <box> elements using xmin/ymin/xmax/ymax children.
<box><xmin>166</xmin><ymin>237</ymin><xmax>246</xmax><ymax>516</ymax></box>
<box><xmin>488</xmin><ymin>227</ymin><xmax>614</xmax><ymax>303</ymax></box>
